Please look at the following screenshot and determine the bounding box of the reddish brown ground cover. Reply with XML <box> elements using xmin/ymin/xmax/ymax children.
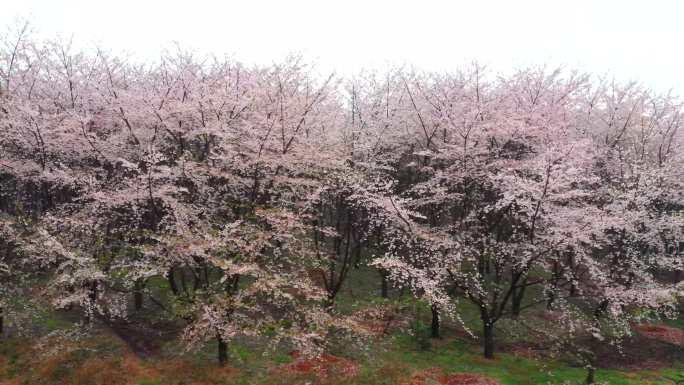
<box><xmin>406</xmin><ymin>367</ymin><xmax>502</xmax><ymax>385</ymax></box>
<box><xmin>284</xmin><ymin>351</ymin><xmax>360</xmax><ymax>379</ymax></box>
<box><xmin>635</xmin><ymin>323</ymin><xmax>684</xmax><ymax>346</ymax></box>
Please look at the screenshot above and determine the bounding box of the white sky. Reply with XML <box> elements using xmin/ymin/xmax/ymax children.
<box><xmin>3</xmin><ymin>0</ymin><xmax>683</xmax><ymax>94</ymax></box>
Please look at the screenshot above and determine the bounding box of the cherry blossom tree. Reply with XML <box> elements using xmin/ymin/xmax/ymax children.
<box><xmin>0</xmin><ymin>27</ymin><xmax>681</xmax><ymax>376</ymax></box>
<box><xmin>372</xmin><ymin>66</ymin><xmax>682</xmax><ymax>363</ymax></box>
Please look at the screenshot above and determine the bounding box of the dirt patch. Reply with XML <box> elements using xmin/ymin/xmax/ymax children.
<box><xmin>152</xmin><ymin>359</ymin><xmax>235</xmax><ymax>385</ymax></box>
<box><xmin>501</xmin><ymin>339</ymin><xmax>549</xmax><ymax>360</ymax></box>
<box><xmin>98</xmin><ymin>314</ymin><xmax>181</xmax><ymax>358</ymax></box>
<box><xmin>407</xmin><ymin>367</ymin><xmax>502</xmax><ymax>385</ymax></box>
<box><xmin>634</xmin><ymin>323</ymin><xmax>684</xmax><ymax>346</ymax></box>
<box><xmin>498</xmin><ymin>320</ymin><xmax>683</xmax><ymax>371</ymax></box>
<box><xmin>595</xmin><ymin>327</ymin><xmax>683</xmax><ymax>371</ymax></box>
<box><xmin>283</xmin><ymin>351</ymin><xmax>359</xmax><ymax>379</ymax></box>
<box><xmin>351</xmin><ymin>306</ymin><xmax>410</xmax><ymax>338</ymax></box>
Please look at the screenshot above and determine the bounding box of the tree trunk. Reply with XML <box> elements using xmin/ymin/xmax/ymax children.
<box><xmin>546</xmin><ymin>290</ymin><xmax>555</xmax><ymax>310</ymax></box>
<box><xmin>380</xmin><ymin>270</ymin><xmax>389</xmax><ymax>298</ymax></box>
<box><xmin>168</xmin><ymin>268</ymin><xmax>179</xmax><ymax>296</ymax></box>
<box><xmin>84</xmin><ymin>281</ymin><xmax>98</xmax><ymax>324</ymax></box>
<box><xmin>430</xmin><ymin>304</ymin><xmax>440</xmax><ymax>339</ymax></box>
<box><xmin>512</xmin><ymin>286</ymin><xmax>525</xmax><ymax>317</ymax></box>
<box><xmin>483</xmin><ymin>321</ymin><xmax>495</xmax><ymax>359</ymax></box>
<box><xmin>0</xmin><ymin>306</ymin><xmax>3</xmax><ymax>335</ymax></box>
<box><xmin>180</xmin><ymin>269</ymin><xmax>189</xmax><ymax>296</ymax></box>
<box><xmin>585</xmin><ymin>366</ymin><xmax>595</xmax><ymax>385</ymax></box>
<box><xmin>325</xmin><ymin>292</ymin><xmax>336</xmax><ymax>311</ymax></box>
<box><xmin>217</xmin><ymin>335</ymin><xmax>228</xmax><ymax>366</ymax></box>
<box><xmin>134</xmin><ymin>280</ymin><xmax>144</xmax><ymax>311</ymax></box>
<box><xmin>88</xmin><ymin>281</ymin><xmax>98</xmax><ymax>302</ymax></box>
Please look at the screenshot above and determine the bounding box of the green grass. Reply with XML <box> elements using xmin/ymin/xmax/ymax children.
<box><xmin>363</xmin><ymin>332</ymin><xmax>679</xmax><ymax>385</ymax></box>
<box><xmin>663</xmin><ymin>316</ymin><xmax>684</xmax><ymax>330</ymax></box>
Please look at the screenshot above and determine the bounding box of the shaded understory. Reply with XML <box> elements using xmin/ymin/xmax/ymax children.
<box><xmin>0</xmin><ymin>270</ymin><xmax>682</xmax><ymax>385</ymax></box>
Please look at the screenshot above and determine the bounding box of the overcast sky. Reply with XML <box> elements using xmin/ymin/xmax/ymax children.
<box><xmin>3</xmin><ymin>0</ymin><xmax>683</xmax><ymax>94</ymax></box>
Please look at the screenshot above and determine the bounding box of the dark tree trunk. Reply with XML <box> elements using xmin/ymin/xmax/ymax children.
<box><xmin>217</xmin><ymin>335</ymin><xmax>228</xmax><ymax>366</ymax></box>
<box><xmin>325</xmin><ymin>292</ymin><xmax>336</xmax><ymax>310</ymax></box>
<box><xmin>192</xmin><ymin>270</ymin><xmax>200</xmax><ymax>292</ymax></box>
<box><xmin>584</xmin><ymin>335</ymin><xmax>598</xmax><ymax>385</ymax></box>
<box><xmin>83</xmin><ymin>281</ymin><xmax>98</xmax><ymax>324</ymax></box>
<box><xmin>134</xmin><ymin>291</ymin><xmax>143</xmax><ymax>311</ymax></box>
<box><xmin>380</xmin><ymin>270</ymin><xmax>389</xmax><ymax>298</ymax></box>
<box><xmin>168</xmin><ymin>268</ymin><xmax>179</xmax><ymax>296</ymax></box>
<box><xmin>0</xmin><ymin>306</ymin><xmax>3</xmax><ymax>335</ymax></box>
<box><xmin>512</xmin><ymin>285</ymin><xmax>525</xmax><ymax>317</ymax></box>
<box><xmin>430</xmin><ymin>304</ymin><xmax>440</xmax><ymax>339</ymax></box>
<box><xmin>479</xmin><ymin>305</ymin><xmax>496</xmax><ymax>358</ymax></box>
<box><xmin>134</xmin><ymin>280</ymin><xmax>144</xmax><ymax>311</ymax></box>
<box><xmin>482</xmin><ymin>317</ymin><xmax>495</xmax><ymax>359</ymax></box>
<box><xmin>180</xmin><ymin>269</ymin><xmax>189</xmax><ymax>295</ymax></box>
<box><xmin>63</xmin><ymin>285</ymin><xmax>75</xmax><ymax>311</ymax></box>
<box><xmin>546</xmin><ymin>288</ymin><xmax>556</xmax><ymax>310</ymax></box>
<box><xmin>585</xmin><ymin>366</ymin><xmax>595</xmax><ymax>385</ymax></box>
<box><xmin>88</xmin><ymin>281</ymin><xmax>98</xmax><ymax>302</ymax></box>
<box><xmin>512</xmin><ymin>297</ymin><xmax>522</xmax><ymax>315</ymax></box>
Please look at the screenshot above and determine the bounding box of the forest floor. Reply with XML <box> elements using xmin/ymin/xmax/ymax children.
<box><xmin>0</xmin><ymin>270</ymin><xmax>682</xmax><ymax>385</ymax></box>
